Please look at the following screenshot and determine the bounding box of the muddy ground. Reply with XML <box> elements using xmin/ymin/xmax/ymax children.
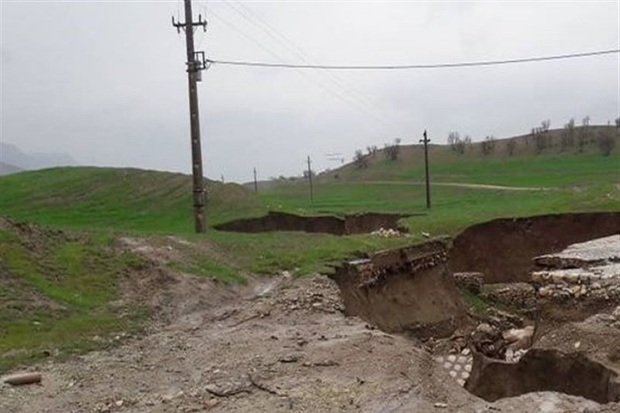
<box><xmin>1</xmin><ymin>274</ymin><xmax>618</xmax><ymax>413</ymax></box>
<box><xmin>1</xmin><ymin>213</ymin><xmax>620</xmax><ymax>413</ymax></box>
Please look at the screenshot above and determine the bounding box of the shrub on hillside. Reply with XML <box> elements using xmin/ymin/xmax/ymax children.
<box><xmin>354</xmin><ymin>149</ymin><xmax>369</xmax><ymax>169</ymax></box>
<box><xmin>481</xmin><ymin>136</ymin><xmax>495</xmax><ymax>156</ymax></box>
<box><xmin>598</xmin><ymin>130</ymin><xmax>616</xmax><ymax>156</ymax></box>
<box><xmin>384</xmin><ymin>138</ymin><xmax>401</xmax><ymax>161</ymax></box>
<box><xmin>506</xmin><ymin>138</ymin><xmax>517</xmax><ymax>156</ymax></box>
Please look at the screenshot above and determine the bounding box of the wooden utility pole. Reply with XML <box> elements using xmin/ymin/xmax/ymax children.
<box><xmin>419</xmin><ymin>130</ymin><xmax>431</xmax><ymax>209</ymax></box>
<box><xmin>253</xmin><ymin>167</ymin><xmax>258</xmax><ymax>192</ymax></box>
<box><xmin>307</xmin><ymin>156</ymin><xmax>314</xmax><ymax>203</ymax></box>
<box><xmin>173</xmin><ymin>0</ymin><xmax>208</xmax><ymax>233</ymax></box>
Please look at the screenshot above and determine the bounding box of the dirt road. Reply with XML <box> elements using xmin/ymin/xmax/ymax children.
<box><xmin>1</xmin><ymin>274</ymin><xmax>616</xmax><ymax>413</ymax></box>
<box><xmin>363</xmin><ymin>181</ymin><xmax>554</xmax><ymax>191</ymax></box>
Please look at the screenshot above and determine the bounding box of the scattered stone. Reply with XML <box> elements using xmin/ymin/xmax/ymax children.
<box><xmin>205</xmin><ymin>398</ymin><xmax>220</xmax><ymax>409</ymax></box>
<box><xmin>434</xmin><ymin>402</ymin><xmax>448</xmax><ymax>408</ymax></box>
<box><xmin>3</xmin><ymin>372</ymin><xmax>42</xmax><ymax>386</ymax></box>
<box><xmin>279</xmin><ymin>354</ymin><xmax>300</xmax><ymax>363</ymax></box>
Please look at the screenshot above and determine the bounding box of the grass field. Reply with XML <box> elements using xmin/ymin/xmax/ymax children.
<box><xmin>0</xmin><ymin>130</ymin><xmax>618</xmax><ymax>372</ymax></box>
<box><xmin>0</xmin><ymin>224</ymin><xmax>147</xmax><ymax>372</ymax></box>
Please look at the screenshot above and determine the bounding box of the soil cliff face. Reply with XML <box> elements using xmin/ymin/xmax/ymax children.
<box><xmin>213</xmin><ymin>211</ymin><xmax>409</xmax><ymax>235</ymax></box>
<box><xmin>331</xmin><ymin>240</ymin><xmax>468</xmax><ymax>338</ymax></box>
<box><xmin>448</xmin><ymin>212</ymin><xmax>620</xmax><ymax>284</ymax></box>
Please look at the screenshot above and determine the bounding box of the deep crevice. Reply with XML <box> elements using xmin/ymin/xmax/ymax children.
<box><xmin>214</xmin><ymin>211</ymin><xmax>412</xmax><ymax>235</ymax></box>
<box><xmin>466</xmin><ymin>349</ymin><xmax>620</xmax><ymax>403</ymax></box>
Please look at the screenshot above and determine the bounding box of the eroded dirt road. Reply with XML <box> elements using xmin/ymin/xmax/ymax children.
<box><xmin>2</xmin><ymin>273</ymin><xmax>618</xmax><ymax>413</ymax></box>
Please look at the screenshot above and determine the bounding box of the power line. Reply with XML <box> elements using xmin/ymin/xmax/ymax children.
<box><xmin>217</xmin><ymin>0</ymin><xmax>397</xmax><ymax>131</ymax></box>
<box><xmin>209</xmin><ymin>3</ymin><xmax>397</xmax><ymax>132</ymax></box>
<box><xmin>207</xmin><ymin>49</ymin><xmax>620</xmax><ymax>70</ymax></box>
<box><xmin>223</xmin><ymin>0</ymin><xmax>386</xmax><ymax>113</ymax></box>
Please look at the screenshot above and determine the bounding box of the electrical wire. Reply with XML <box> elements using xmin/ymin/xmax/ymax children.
<box><xmin>207</xmin><ymin>49</ymin><xmax>620</xmax><ymax>70</ymax></box>
<box><xmin>209</xmin><ymin>3</ymin><xmax>398</xmax><ymax>132</ymax></box>
<box><xmin>224</xmin><ymin>0</ymin><xmax>399</xmax><ymax>127</ymax></box>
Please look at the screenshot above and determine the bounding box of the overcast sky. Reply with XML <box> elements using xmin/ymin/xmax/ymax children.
<box><xmin>1</xmin><ymin>1</ymin><xmax>618</xmax><ymax>182</ymax></box>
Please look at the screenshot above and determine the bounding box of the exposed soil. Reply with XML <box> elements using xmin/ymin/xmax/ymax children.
<box><xmin>213</xmin><ymin>211</ymin><xmax>411</xmax><ymax>235</ymax></box>
<box><xmin>330</xmin><ymin>240</ymin><xmax>468</xmax><ymax>338</ymax></box>
<box><xmin>467</xmin><ymin>311</ymin><xmax>620</xmax><ymax>404</ymax></box>
<box><xmin>449</xmin><ymin>212</ymin><xmax>620</xmax><ymax>284</ymax></box>
<box><xmin>3</xmin><ymin>271</ymin><xmax>617</xmax><ymax>413</ymax></box>
<box><xmin>467</xmin><ymin>349</ymin><xmax>619</xmax><ymax>403</ymax></box>
<box><xmin>3</xmin><ymin>213</ymin><xmax>620</xmax><ymax>412</ymax></box>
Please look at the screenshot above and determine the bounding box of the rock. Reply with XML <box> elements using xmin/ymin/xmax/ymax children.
<box><xmin>279</xmin><ymin>354</ymin><xmax>300</xmax><ymax>363</ymax></box>
<box><xmin>205</xmin><ymin>398</ymin><xmax>220</xmax><ymax>409</ymax></box>
<box><xmin>552</xmin><ymin>273</ymin><xmax>565</xmax><ymax>284</ymax></box>
<box><xmin>502</xmin><ymin>326</ymin><xmax>534</xmax><ymax>348</ymax></box>
<box><xmin>434</xmin><ymin>402</ymin><xmax>448</xmax><ymax>408</ymax></box>
<box><xmin>476</xmin><ymin>323</ymin><xmax>496</xmax><ymax>335</ymax></box>
<box><xmin>3</xmin><ymin>372</ymin><xmax>42</xmax><ymax>386</ymax></box>
<box><xmin>613</xmin><ymin>306</ymin><xmax>620</xmax><ymax>319</ymax></box>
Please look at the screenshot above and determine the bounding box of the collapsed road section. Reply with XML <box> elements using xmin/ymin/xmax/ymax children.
<box><xmin>330</xmin><ymin>240</ymin><xmax>468</xmax><ymax>338</ymax></box>
<box><xmin>329</xmin><ymin>211</ymin><xmax>620</xmax><ymax>406</ymax></box>
<box><xmin>213</xmin><ymin>211</ymin><xmax>411</xmax><ymax>235</ymax></box>
<box><xmin>449</xmin><ymin>211</ymin><xmax>620</xmax><ymax>283</ymax></box>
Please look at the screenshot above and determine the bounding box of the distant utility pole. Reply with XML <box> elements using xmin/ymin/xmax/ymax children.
<box><xmin>172</xmin><ymin>0</ymin><xmax>208</xmax><ymax>233</ymax></box>
<box><xmin>307</xmin><ymin>156</ymin><xmax>314</xmax><ymax>203</ymax></box>
<box><xmin>419</xmin><ymin>130</ymin><xmax>431</xmax><ymax>209</ymax></box>
<box><xmin>253</xmin><ymin>167</ymin><xmax>258</xmax><ymax>193</ymax></box>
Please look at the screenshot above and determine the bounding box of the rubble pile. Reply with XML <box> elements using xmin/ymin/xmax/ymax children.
<box><xmin>531</xmin><ymin>235</ymin><xmax>620</xmax><ymax>302</ymax></box>
<box><xmin>369</xmin><ymin>227</ymin><xmax>405</xmax><ymax>238</ymax></box>
<box><xmin>267</xmin><ymin>276</ymin><xmax>345</xmax><ymax>315</ymax></box>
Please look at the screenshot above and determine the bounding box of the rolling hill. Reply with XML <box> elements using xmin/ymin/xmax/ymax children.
<box><xmin>318</xmin><ymin>125</ymin><xmax>619</xmax><ymax>186</ymax></box>
<box><xmin>0</xmin><ymin>167</ymin><xmax>263</xmax><ymax>233</ymax></box>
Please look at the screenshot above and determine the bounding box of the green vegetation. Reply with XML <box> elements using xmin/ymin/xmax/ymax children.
<box><xmin>0</xmin><ymin>166</ymin><xmax>263</xmax><ymax>232</ymax></box>
<box><xmin>0</xmin><ymin>127</ymin><xmax>618</xmax><ymax>372</ymax></box>
<box><xmin>0</xmin><ymin>224</ymin><xmax>146</xmax><ymax>372</ymax></box>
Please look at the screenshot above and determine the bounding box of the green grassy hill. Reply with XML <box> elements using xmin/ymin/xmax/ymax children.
<box><xmin>262</xmin><ymin>125</ymin><xmax>619</xmax><ymax>234</ymax></box>
<box><xmin>0</xmin><ymin>167</ymin><xmax>264</xmax><ymax>233</ymax></box>
<box><xmin>320</xmin><ymin>125</ymin><xmax>619</xmax><ymax>186</ymax></box>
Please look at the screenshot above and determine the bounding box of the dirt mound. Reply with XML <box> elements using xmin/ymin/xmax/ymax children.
<box><xmin>331</xmin><ymin>240</ymin><xmax>468</xmax><ymax>338</ymax></box>
<box><xmin>449</xmin><ymin>212</ymin><xmax>620</xmax><ymax>284</ymax></box>
<box><xmin>214</xmin><ymin>211</ymin><xmax>410</xmax><ymax>235</ymax></box>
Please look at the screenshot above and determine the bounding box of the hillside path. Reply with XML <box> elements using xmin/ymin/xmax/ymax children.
<box><xmin>361</xmin><ymin>180</ymin><xmax>554</xmax><ymax>191</ymax></box>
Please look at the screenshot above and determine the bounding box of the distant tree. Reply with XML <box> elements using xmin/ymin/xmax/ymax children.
<box><xmin>541</xmin><ymin>119</ymin><xmax>551</xmax><ymax>133</ymax></box>
<box><xmin>384</xmin><ymin>138</ymin><xmax>401</xmax><ymax>161</ymax></box>
<box><xmin>582</xmin><ymin>115</ymin><xmax>590</xmax><ymax>126</ymax></box>
<box><xmin>447</xmin><ymin>132</ymin><xmax>460</xmax><ymax>152</ymax></box>
<box><xmin>577</xmin><ymin>116</ymin><xmax>591</xmax><ymax>152</ymax></box>
<box><xmin>597</xmin><ymin>129</ymin><xmax>616</xmax><ymax>156</ymax></box>
<box><xmin>506</xmin><ymin>138</ymin><xmax>517</xmax><ymax>156</ymax></box>
<box><xmin>615</xmin><ymin>117</ymin><xmax>620</xmax><ymax>128</ymax></box>
<box><xmin>532</xmin><ymin>126</ymin><xmax>548</xmax><ymax>154</ymax></box>
<box><xmin>366</xmin><ymin>145</ymin><xmax>378</xmax><ymax>156</ymax></box>
<box><xmin>353</xmin><ymin>149</ymin><xmax>369</xmax><ymax>169</ymax></box>
<box><xmin>447</xmin><ymin>132</ymin><xmax>467</xmax><ymax>154</ymax></box>
<box><xmin>463</xmin><ymin>135</ymin><xmax>473</xmax><ymax>153</ymax></box>
<box><xmin>561</xmin><ymin>118</ymin><xmax>575</xmax><ymax>151</ymax></box>
<box><xmin>481</xmin><ymin>136</ymin><xmax>496</xmax><ymax>156</ymax></box>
